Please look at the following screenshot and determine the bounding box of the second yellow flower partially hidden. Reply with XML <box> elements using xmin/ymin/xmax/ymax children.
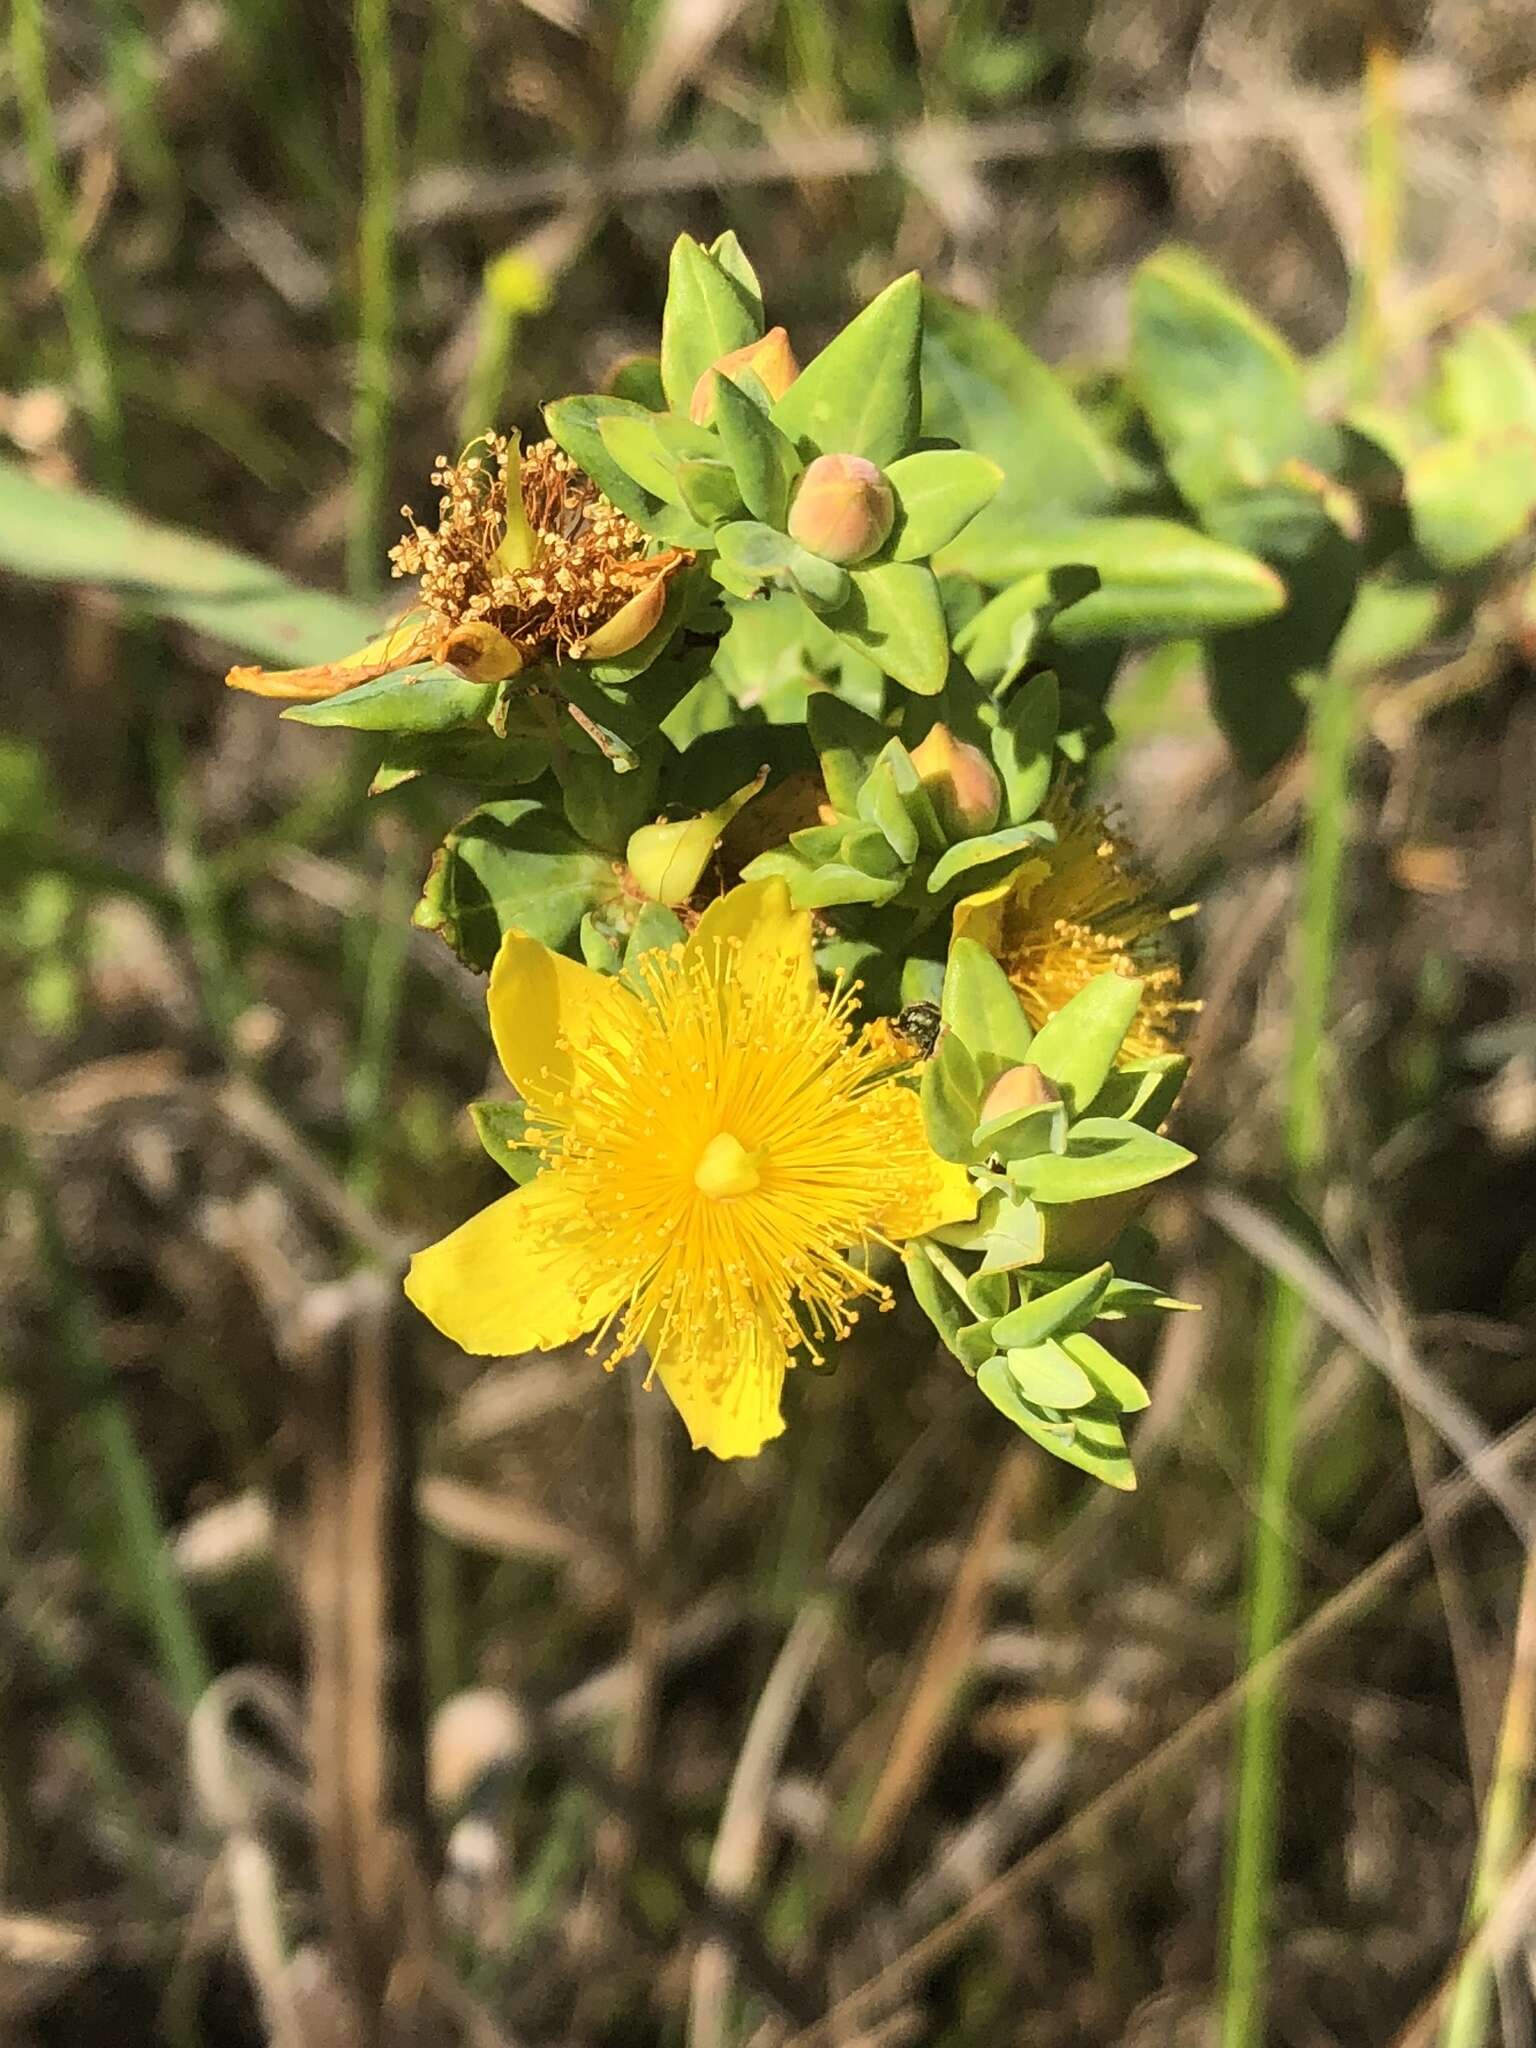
<box><xmin>406</xmin><ymin>880</ymin><xmax>976</xmax><ymax>1459</ymax></box>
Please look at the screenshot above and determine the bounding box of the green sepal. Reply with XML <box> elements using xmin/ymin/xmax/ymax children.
<box><xmin>902</xmin><ymin>1243</ymin><xmax>972</xmax><ymax>1362</ymax></box>
<box><xmin>974</xmin><ymin>1099</ymin><xmax>1064</xmax><ymax>1166</ymax></box>
<box><xmin>660</xmin><ymin>233</ymin><xmax>762</xmax><ymax>415</ymax></box>
<box><xmin>831</xmin><ymin>561</ymin><xmax>949</xmax><ymax>695</ymax></box>
<box><xmin>855</xmin><ymin>740</ymin><xmax>945</xmax><ymax>860</ymax></box>
<box><xmin>1026</xmin><ymin>971</ymin><xmax>1143</xmax><ymax>1112</ymax></box>
<box><xmin>711</xmin><ymin>370</ymin><xmax>801</xmax><ymax>526</ymax></box>
<box><xmin>884</xmin><ymin>450</ymin><xmax>1003</xmax><ymax>561</ymax></box>
<box><xmin>739</xmin><ymin>843</ymin><xmax>902</xmax><ymax>910</ymax></box>
<box><xmin>281</xmin><ymin>668</ymin><xmax>496</xmax><ymax>734</ymax></box>
<box><xmin>623</xmin><ymin>902</ymin><xmax>687</xmax><ymax>970</ymax></box>
<box><xmin>1006</xmin><ymin>1116</ymin><xmax>1194</xmax><ymax>1202</ymax></box>
<box><xmin>468</xmin><ymin>1099</ymin><xmax>542</xmax><ymax>1186</ymax></box>
<box><xmin>771</xmin><ymin>271</ymin><xmax>922</xmax><ymax>465</ymax></box>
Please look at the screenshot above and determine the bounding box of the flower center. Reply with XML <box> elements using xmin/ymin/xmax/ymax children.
<box><xmin>693</xmin><ymin>1131</ymin><xmax>762</xmax><ymax>1200</ymax></box>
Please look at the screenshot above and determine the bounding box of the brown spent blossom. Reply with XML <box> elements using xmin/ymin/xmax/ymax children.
<box><xmin>228</xmin><ymin>435</ymin><xmax>688</xmax><ymax>702</ymax></box>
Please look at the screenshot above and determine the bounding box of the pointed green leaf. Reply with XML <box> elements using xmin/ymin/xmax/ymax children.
<box><xmin>963</xmin><ymin>519</ymin><xmax>1286</xmax><ymax>638</ymax></box>
<box><xmin>772</xmin><ymin>272</ymin><xmax>922</xmax><ymax>464</ymax></box>
<box><xmin>940</xmin><ymin>935</ymin><xmax>1035</xmax><ymax>1072</ymax></box>
<box><xmin>806</xmin><ymin>693</ymin><xmax>891</xmax><ymax>813</ymax></box>
<box><xmin>832</xmin><ymin>561</ymin><xmax>949</xmax><ymax>695</ymax></box>
<box><xmin>282</xmin><ymin>668</ymin><xmax>496</xmax><ymax>733</ymax></box>
<box><xmin>1008</xmin><ymin>1117</ymin><xmax>1194</xmax><ymax>1202</ymax></box>
<box><xmin>675</xmin><ymin>456</ymin><xmax>746</xmax><ymax>527</ymax></box>
<box><xmin>1088</xmin><ymin>1054</ymin><xmax>1189</xmax><ymax>1130</ymax></box>
<box><xmin>623</xmin><ymin>901</ymin><xmax>687</xmax><ymax>967</ymax></box>
<box><xmin>903</xmin><ymin>1243</ymin><xmax>973</xmax><ymax>1362</ymax></box>
<box><xmin>885</xmin><ymin>450</ymin><xmax>1003</xmax><ymax>561</ymax></box>
<box><xmin>711</xmin><ymin>369</ymin><xmax>801</xmax><ymax>526</ymax></box>
<box><xmin>413</xmin><ymin>799</ymin><xmax>620</xmax><ymax>970</ymax></box>
<box><xmin>1027</xmin><ymin>971</ymin><xmax>1143</xmax><ymax>1110</ymax></box>
<box><xmin>1060</xmin><ymin>1328</ymin><xmax>1151</xmax><ymax>1413</ymax></box>
<box><xmin>920</xmin><ymin>1030</ymin><xmax>984</xmax><ymax>1163</ymax></box>
<box><xmin>660</xmin><ymin>234</ymin><xmax>762</xmax><ymax>414</ymax></box>
<box><xmin>706</xmin><ymin>231</ymin><xmax>765</xmax><ymax>321</ymax></box>
<box><xmin>1005</xmin><ymin>1341</ymin><xmax>1098</xmax><ymax>1409</ymax></box>
<box><xmin>975</xmin><ymin>1357</ymin><xmax>1136</xmax><ymax>1488</ymax></box>
<box><xmin>926</xmin><ymin>821</ymin><xmax>1055</xmax><ymax>895</ymax></box>
<box><xmin>991</xmin><ymin>671</ymin><xmax>1059</xmax><ymax>824</ymax></box>
<box><xmin>715</xmin><ymin>519</ymin><xmax>851</xmax><ymax>610</ymax></box>
<box><xmin>544</xmin><ymin>394</ymin><xmax>661</xmax><ymax>523</ymax></box>
<box><xmin>992</xmin><ymin>1264</ymin><xmax>1113</xmax><ymax>1350</ymax></box>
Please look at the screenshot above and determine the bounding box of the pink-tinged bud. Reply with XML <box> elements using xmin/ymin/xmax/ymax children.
<box><xmin>909</xmin><ymin>723</ymin><xmax>1002</xmax><ymax>838</ymax></box>
<box><xmin>979</xmin><ymin>1063</ymin><xmax>1059</xmax><ymax>1126</ymax></box>
<box><xmin>689</xmin><ymin>327</ymin><xmax>800</xmax><ymax>425</ymax></box>
<box><xmin>786</xmin><ymin>453</ymin><xmax>895</xmax><ymax>565</ymax></box>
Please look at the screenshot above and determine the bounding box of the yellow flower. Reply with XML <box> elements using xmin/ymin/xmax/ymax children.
<box><xmin>953</xmin><ymin>784</ymin><xmax>1195</xmax><ymax>1061</ymax></box>
<box><xmin>406</xmin><ymin>880</ymin><xmax>976</xmax><ymax>1459</ymax></box>
<box><xmin>227</xmin><ymin>435</ymin><xmax>688</xmax><ymax>701</ymax></box>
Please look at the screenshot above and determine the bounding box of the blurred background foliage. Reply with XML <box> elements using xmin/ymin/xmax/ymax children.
<box><xmin>4</xmin><ymin>3</ymin><xmax>1536</xmax><ymax>2046</ymax></box>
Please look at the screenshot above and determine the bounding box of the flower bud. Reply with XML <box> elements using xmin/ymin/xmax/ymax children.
<box><xmin>624</xmin><ymin>770</ymin><xmax>768</xmax><ymax>907</ymax></box>
<box><xmin>979</xmin><ymin>1063</ymin><xmax>1059</xmax><ymax>1126</ymax></box>
<box><xmin>689</xmin><ymin>327</ymin><xmax>800</xmax><ymax>426</ymax></box>
<box><xmin>909</xmin><ymin>723</ymin><xmax>1002</xmax><ymax>839</ymax></box>
<box><xmin>786</xmin><ymin>453</ymin><xmax>895</xmax><ymax>565</ymax></box>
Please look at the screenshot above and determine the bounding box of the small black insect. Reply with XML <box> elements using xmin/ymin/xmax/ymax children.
<box><xmin>893</xmin><ymin>1000</ymin><xmax>944</xmax><ymax>1059</ymax></box>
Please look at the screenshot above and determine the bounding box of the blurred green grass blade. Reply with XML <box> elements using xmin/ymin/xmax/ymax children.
<box><xmin>348</xmin><ymin>0</ymin><xmax>399</xmax><ymax>595</ymax></box>
<box><xmin>0</xmin><ymin>458</ymin><xmax>383</xmax><ymax>665</ymax></box>
<box><xmin>1220</xmin><ymin>663</ymin><xmax>1357</xmax><ymax>2045</ymax></box>
<box><xmin>6</xmin><ymin>1127</ymin><xmax>210</xmax><ymax>1717</ymax></box>
<box><xmin>10</xmin><ymin>0</ymin><xmax>123</xmax><ymax>482</ymax></box>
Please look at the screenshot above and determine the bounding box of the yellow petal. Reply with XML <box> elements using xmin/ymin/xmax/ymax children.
<box><xmin>685</xmin><ymin>877</ymin><xmax>814</xmax><ymax>1001</ymax></box>
<box><xmin>405</xmin><ymin>1174</ymin><xmax>629</xmax><ymax>1356</ymax></box>
<box><xmin>950</xmin><ymin>857</ymin><xmax>1051</xmax><ymax>953</ymax></box>
<box><xmin>871</xmin><ymin>1084</ymin><xmax>979</xmax><ymax>1241</ymax></box>
<box><xmin>649</xmin><ymin>1319</ymin><xmax>788</xmax><ymax>1459</ymax></box>
<box><xmin>487</xmin><ymin>930</ymin><xmax>637</xmax><ymax>1106</ymax></box>
<box><xmin>225</xmin><ymin>615</ymin><xmax>432</xmax><ymax>701</ymax></box>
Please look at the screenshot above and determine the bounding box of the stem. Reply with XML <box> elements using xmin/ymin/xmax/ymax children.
<box><xmin>345</xmin><ymin>831</ymin><xmax>414</xmax><ymax>1202</ymax></box>
<box><xmin>1219</xmin><ymin>664</ymin><xmax>1357</xmax><ymax>2046</ymax></box>
<box><xmin>1438</xmin><ymin>1547</ymin><xmax>1536</xmax><ymax>2047</ymax></box>
<box><xmin>347</xmin><ymin>0</ymin><xmax>398</xmax><ymax>596</ymax></box>
<box><xmin>9</xmin><ymin>0</ymin><xmax>123</xmax><ymax>482</ymax></box>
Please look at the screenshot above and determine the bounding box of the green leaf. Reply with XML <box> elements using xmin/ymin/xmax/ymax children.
<box><xmin>1404</xmin><ymin>431</ymin><xmax>1536</xmax><ymax>571</ymax></box>
<box><xmin>1004</xmin><ymin>1341</ymin><xmax>1097</xmax><ymax>1409</ymax></box>
<box><xmin>1088</xmin><ymin>1054</ymin><xmax>1189</xmax><ymax>1130</ymax></box>
<box><xmin>740</xmin><ymin>844</ymin><xmax>902</xmax><ymax>909</ymax></box>
<box><xmin>955</xmin><ymin>568</ymin><xmax>1099</xmax><ymax>695</ymax></box>
<box><xmin>367</xmin><ymin>725</ymin><xmax>548</xmax><ymax>794</ymax></box>
<box><xmin>920</xmin><ymin>1030</ymin><xmax>984</xmax><ymax>1163</ymax></box>
<box><xmin>832</xmin><ymin>561</ymin><xmax>949</xmax><ymax>695</ymax></box>
<box><xmin>1060</xmin><ymin>1328</ymin><xmax>1150</xmax><ymax>1413</ymax></box>
<box><xmin>1009</xmin><ymin>1117</ymin><xmax>1194</xmax><ymax>1202</ymax></box>
<box><xmin>711</xmin><ymin>369</ymin><xmax>801</xmax><ymax>526</ymax></box>
<box><xmin>993</xmin><ymin>1263</ymin><xmax>1113</xmax><ymax>1350</ymax></box>
<box><xmin>1027</xmin><ymin>972</ymin><xmax>1143</xmax><ymax>1111</ymax></box>
<box><xmin>544</xmin><ymin>394</ymin><xmax>662</xmax><ymax>523</ymax></box>
<box><xmin>1436</xmin><ymin>316</ymin><xmax>1536</xmax><ymax>437</ymax></box>
<box><xmin>968</xmin><ymin>520</ymin><xmax>1285</xmax><ymax>639</ymax></box>
<box><xmin>1131</xmin><ymin>247</ymin><xmax>1320</xmax><ymax>501</ymax></box>
<box><xmin>855</xmin><ymin>751</ymin><xmax>919</xmax><ymax>864</ymax></box>
<box><xmin>660</xmin><ymin>234</ymin><xmax>762</xmax><ymax>415</ymax></box>
<box><xmin>772</xmin><ymin>272</ymin><xmax>922</xmax><ymax>465</ymax></box>
<box><xmin>468</xmin><ymin>1100</ymin><xmax>542</xmax><ymax>1185</ymax></box>
<box><xmin>926</xmin><ymin>821</ymin><xmax>1054</xmax><ymax>895</ymax></box>
<box><xmin>975</xmin><ymin>1356</ymin><xmax>1136</xmax><ymax>1489</ymax></box>
<box><xmin>282</xmin><ymin>668</ymin><xmax>496</xmax><ymax>732</ymax></box>
<box><xmin>806</xmin><ymin>693</ymin><xmax>892</xmax><ymax>813</ymax></box>
<box><xmin>623</xmin><ymin>901</ymin><xmax>687</xmax><ymax>969</ymax></box>
<box><xmin>973</xmin><ymin>1098</ymin><xmax>1064</xmax><ymax>1165</ymax></box>
<box><xmin>675</xmin><ymin>457</ymin><xmax>746</xmax><ymax>527</ymax></box>
<box><xmin>974</xmin><ymin>1194</ymin><xmax>1046</xmax><ymax>1274</ymax></box>
<box><xmin>413</xmin><ymin>799</ymin><xmax>620</xmax><ymax>970</ymax></box>
<box><xmin>940</xmin><ymin>935</ymin><xmax>1036</xmax><ymax>1071</ymax></box>
<box><xmin>607</xmin><ymin>355</ymin><xmax>666</xmax><ymax>409</ymax></box>
<box><xmin>921</xmin><ymin>295</ymin><xmax>1121</xmax><ymax>576</ymax></box>
<box><xmin>706</xmin><ymin>231</ymin><xmax>765</xmax><ymax>321</ymax></box>
<box><xmin>715</xmin><ymin>520</ymin><xmax>851</xmax><ymax>610</ymax></box>
<box><xmin>990</xmin><ymin>672</ymin><xmax>1059</xmax><ymax>823</ymax></box>
<box><xmin>885</xmin><ymin>450</ymin><xmax>1003</xmax><ymax>561</ymax></box>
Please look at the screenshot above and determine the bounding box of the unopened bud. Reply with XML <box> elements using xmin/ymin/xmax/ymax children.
<box><xmin>689</xmin><ymin>327</ymin><xmax>800</xmax><ymax>425</ymax></box>
<box><xmin>908</xmin><ymin>723</ymin><xmax>1002</xmax><ymax>838</ymax></box>
<box><xmin>979</xmin><ymin>1063</ymin><xmax>1059</xmax><ymax>1126</ymax></box>
<box><xmin>624</xmin><ymin>769</ymin><xmax>768</xmax><ymax>907</ymax></box>
<box><xmin>786</xmin><ymin>453</ymin><xmax>895</xmax><ymax>565</ymax></box>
